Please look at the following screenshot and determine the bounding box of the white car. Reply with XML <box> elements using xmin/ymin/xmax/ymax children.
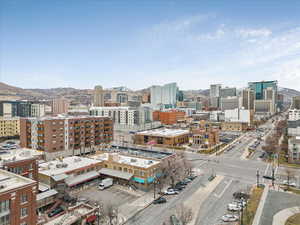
<box><xmin>227</xmin><ymin>203</ymin><xmax>242</xmax><ymax>211</ymax></box>
<box><xmin>222</xmin><ymin>214</ymin><xmax>239</xmax><ymax>222</ymax></box>
<box><xmin>164</xmin><ymin>189</ymin><xmax>179</xmax><ymax>195</ymax></box>
<box><xmin>282</xmin><ymin>180</ymin><xmax>297</xmax><ymax>187</ymax></box>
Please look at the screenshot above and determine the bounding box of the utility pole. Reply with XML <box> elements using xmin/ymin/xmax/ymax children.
<box><xmin>272</xmin><ymin>167</ymin><xmax>275</xmax><ymax>187</ymax></box>
<box><xmin>256</xmin><ymin>169</ymin><xmax>260</xmax><ymax>188</ymax></box>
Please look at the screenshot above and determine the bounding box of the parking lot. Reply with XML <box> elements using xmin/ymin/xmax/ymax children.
<box><xmin>73</xmin><ymin>184</ymin><xmax>140</xmax><ymax>207</ymax></box>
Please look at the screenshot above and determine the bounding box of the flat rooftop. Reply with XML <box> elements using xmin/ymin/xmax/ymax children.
<box><xmin>45</xmin><ymin>204</ymin><xmax>95</xmax><ymax>225</ymax></box>
<box><xmin>0</xmin><ymin>169</ymin><xmax>36</xmax><ymax>193</ymax></box>
<box><xmin>136</xmin><ymin>128</ymin><xmax>189</xmax><ymax>137</ymax></box>
<box><xmin>39</xmin><ymin>156</ymin><xmax>101</xmax><ymax>177</ymax></box>
<box><xmin>24</xmin><ymin>115</ymin><xmax>109</xmax><ymax>121</ymax></box>
<box><xmin>0</xmin><ymin>148</ymin><xmax>44</xmax><ymax>166</ymax></box>
<box><xmin>89</xmin><ymin>153</ymin><xmax>160</xmax><ymax>168</ymax></box>
<box><xmin>110</xmin><ymin>145</ymin><xmax>173</xmax><ymax>160</ymax></box>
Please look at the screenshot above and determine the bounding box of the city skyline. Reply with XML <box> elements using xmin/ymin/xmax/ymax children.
<box><xmin>1</xmin><ymin>1</ymin><xmax>300</xmax><ymax>90</ymax></box>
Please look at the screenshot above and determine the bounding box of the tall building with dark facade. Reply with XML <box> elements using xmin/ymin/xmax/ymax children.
<box><xmin>248</xmin><ymin>80</ymin><xmax>278</xmax><ymax>100</ymax></box>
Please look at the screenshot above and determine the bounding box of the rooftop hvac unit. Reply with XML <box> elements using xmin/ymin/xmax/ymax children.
<box><xmin>130</xmin><ymin>159</ymin><xmax>137</xmax><ymax>162</ymax></box>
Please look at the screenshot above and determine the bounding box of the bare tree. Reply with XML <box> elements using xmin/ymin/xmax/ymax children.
<box><xmin>100</xmin><ymin>201</ymin><xmax>121</xmax><ymax>225</ymax></box>
<box><xmin>176</xmin><ymin>204</ymin><xmax>193</xmax><ymax>225</ymax></box>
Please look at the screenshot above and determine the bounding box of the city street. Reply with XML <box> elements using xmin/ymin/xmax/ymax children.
<box><xmin>123</xmin><ymin>118</ymin><xmax>300</xmax><ymax>225</ymax></box>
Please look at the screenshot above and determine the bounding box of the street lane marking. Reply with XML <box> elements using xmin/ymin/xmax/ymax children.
<box><xmin>264</xmin><ymin>163</ymin><xmax>270</xmax><ymax>175</ymax></box>
<box><xmin>213</xmin><ymin>179</ymin><xmax>233</xmax><ymax>199</ymax></box>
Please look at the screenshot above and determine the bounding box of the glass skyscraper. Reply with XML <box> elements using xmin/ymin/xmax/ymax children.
<box><xmin>248</xmin><ymin>80</ymin><xmax>278</xmax><ymax>100</ymax></box>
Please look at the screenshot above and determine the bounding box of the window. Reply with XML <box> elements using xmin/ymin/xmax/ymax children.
<box><xmin>0</xmin><ymin>200</ymin><xmax>10</xmax><ymax>213</ymax></box>
<box><xmin>21</xmin><ymin>194</ymin><xmax>28</xmax><ymax>204</ymax></box>
<box><xmin>0</xmin><ymin>215</ymin><xmax>10</xmax><ymax>225</ymax></box>
<box><xmin>21</xmin><ymin>207</ymin><xmax>28</xmax><ymax>218</ymax></box>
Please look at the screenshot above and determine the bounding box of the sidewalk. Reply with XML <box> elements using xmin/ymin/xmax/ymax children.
<box><xmin>252</xmin><ymin>185</ymin><xmax>269</xmax><ymax>225</ymax></box>
<box><xmin>272</xmin><ymin>206</ymin><xmax>300</xmax><ymax>225</ymax></box>
<box><xmin>118</xmin><ymin>188</ymin><xmax>157</xmax><ymax>221</ymax></box>
<box><xmin>186</xmin><ymin>175</ymin><xmax>224</xmax><ymax>225</ymax></box>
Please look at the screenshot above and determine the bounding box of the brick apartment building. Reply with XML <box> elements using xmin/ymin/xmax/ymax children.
<box><xmin>153</xmin><ymin>110</ymin><xmax>185</xmax><ymax>125</ymax></box>
<box><xmin>0</xmin><ymin>149</ymin><xmax>43</xmax><ymax>189</ymax></box>
<box><xmin>20</xmin><ymin>115</ymin><xmax>113</xmax><ymax>160</ymax></box>
<box><xmin>0</xmin><ymin>169</ymin><xmax>37</xmax><ymax>225</ymax></box>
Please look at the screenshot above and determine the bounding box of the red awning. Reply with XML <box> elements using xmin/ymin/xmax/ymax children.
<box><xmin>86</xmin><ymin>215</ymin><xmax>97</xmax><ymax>223</ymax></box>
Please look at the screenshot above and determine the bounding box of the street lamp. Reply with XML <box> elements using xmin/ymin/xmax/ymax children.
<box><xmin>240</xmin><ymin>197</ymin><xmax>244</xmax><ymax>225</ymax></box>
<box><xmin>256</xmin><ymin>169</ymin><xmax>260</xmax><ymax>188</ymax></box>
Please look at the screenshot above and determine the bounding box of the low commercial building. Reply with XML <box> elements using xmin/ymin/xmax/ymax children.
<box><xmin>38</xmin><ymin>156</ymin><xmax>102</xmax><ymax>188</ymax></box>
<box><xmin>134</xmin><ymin>128</ymin><xmax>189</xmax><ymax>146</ymax></box>
<box><xmin>221</xmin><ymin>122</ymin><xmax>248</xmax><ymax>132</ymax></box>
<box><xmin>288</xmin><ymin>136</ymin><xmax>300</xmax><ymax>164</ymax></box>
<box><xmin>0</xmin><ymin>169</ymin><xmax>37</xmax><ymax>225</ymax></box>
<box><xmin>0</xmin><ymin>117</ymin><xmax>20</xmax><ymax>138</ymax></box>
<box><xmin>153</xmin><ymin>110</ymin><xmax>185</xmax><ymax>125</ymax></box>
<box><xmin>191</xmin><ymin>128</ymin><xmax>219</xmax><ymax>149</ymax></box>
<box><xmin>90</xmin><ymin>153</ymin><xmax>160</xmax><ymax>190</ymax></box>
<box><xmin>20</xmin><ymin>115</ymin><xmax>113</xmax><ymax>160</ymax></box>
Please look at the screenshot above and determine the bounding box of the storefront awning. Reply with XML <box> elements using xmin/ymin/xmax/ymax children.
<box><xmin>99</xmin><ymin>168</ymin><xmax>133</xmax><ymax>180</ymax></box>
<box><xmin>65</xmin><ymin>171</ymin><xmax>99</xmax><ymax>187</ymax></box>
<box><xmin>52</xmin><ymin>173</ymin><xmax>68</xmax><ymax>182</ymax></box>
<box><xmin>37</xmin><ymin>189</ymin><xmax>58</xmax><ymax>201</ymax></box>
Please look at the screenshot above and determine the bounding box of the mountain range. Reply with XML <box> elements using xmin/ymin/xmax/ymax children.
<box><xmin>0</xmin><ymin>82</ymin><xmax>299</xmax><ymax>102</ymax></box>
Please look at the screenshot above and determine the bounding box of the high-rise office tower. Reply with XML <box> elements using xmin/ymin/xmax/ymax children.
<box><xmin>150</xmin><ymin>82</ymin><xmax>178</xmax><ymax>108</ymax></box>
<box><xmin>248</xmin><ymin>80</ymin><xmax>278</xmax><ymax>100</ymax></box>
<box><xmin>52</xmin><ymin>98</ymin><xmax>69</xmax><ymax>115</ymax></box>
<box><xmin>220</xmin><ymin>87</ymin><xmax>236</xmax><ymax>98</ymax></box>
<box><xmin>241</xmin><ymin>88</ymin><xmax>255</xmax><ymax>110</ymax></box>
<box><xmin>210</xmin><ymin>84</ymin><xmax>222</xmax><ymax>98</ymax></box>
<box><xmin>93</xmin><ymin>85</ymin><xmax>104</xmax><ymax>107</ymax></box>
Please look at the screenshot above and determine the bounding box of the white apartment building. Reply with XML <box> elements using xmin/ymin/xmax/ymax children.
<box><xmin>224</xmin><ymin>108</ymin><xmax>253</xmax><ymax>125</ymax></box>
<box><xmin>31</xmin><ymin>103</ymin><xmax>46</xmax><ymax>117</ymax></box>
<box><xmin>288</xmin><ymin>136</ymin><xmax>300</xmax><ymax>164</ymax></box>
<box><xmin>150</xmin><ymin>82</ymin><xmax>178</xmax><ymax>109</ymax></box>
<box><xmin>89</xmin><ymin>106</ymin><xmax>153</xmax><ymax>126</ymax></box>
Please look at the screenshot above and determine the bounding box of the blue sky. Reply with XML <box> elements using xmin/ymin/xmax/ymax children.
<box><xmin>1</xmin><ymin>0</ymin><xmax>300</xmax><ymax>90</ymax></box>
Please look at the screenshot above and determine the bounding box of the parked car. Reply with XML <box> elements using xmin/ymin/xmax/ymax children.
<box><xmin>227</xmin><ymin>203</ymin><xmax>242</xmax><ymax>211</ymax></box>
<box><xmin>282</xmin><ymin>180</ymin><xmax>297</xmax><ymax>187</ymax></box>
<box><xmin>233</xmin><ymin>192</ymin><xmax>250</xmax><ymax>200</ymax></box>
<box><xmin>174</xmin><ymin>185</ymin><xmax>184</xmax><ymax>191</ymax></box>
<box><xmin>263</xmin><ymin>175</ymin><xmax>275</xmax><ymax>180</ymax></box>
<box><xmin>222</xmin><ymin>214</ymin><xmax>239</xmax><ymax>222</ymax></box>
<box><xmin>153</xmin><ymin>197</ymin><xmax>167</xmax><ymax>204</ymax></box>
<box><xmin>176</xmin><ymin>181</ymin><xmax>187</xmax><ymax>186</ymax></box>
<box><xmin>164</xmin><ymin>189</ymin><xmax>179</xmax><ymax>195</ymax></box>
<box><xmin>77</xmin><ymin>197</ymin><xmax>89</xmax><ymax>203</ymax></box>
<box><xmin>187</xmin><ymin>175</ymin><xmax>197</xmax><ymax>180</ymax></box>
<box><xmin>183</xmin><ymin>178</ymin><xmax>192</xmax><ymax>183</ymax></box>
<box><xmin>48</xmin><ymin>207</ymin><xmax>64</xmax><ymax>217</ymax></box>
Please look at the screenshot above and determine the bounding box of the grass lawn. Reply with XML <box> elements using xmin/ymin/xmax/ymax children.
<box><xmin>278</xmin><ymin>151</ymin><xmax>300</xmax><ymax>168</ymax></box>
<box><xmin>242</xmin><ymin>187</ymin><xmax>264</xmax><ymax>225</ymax></box>
<box><xmin>285</xmin><ymin>213</ymin><xmax>300</xmax><ymax>225</ymax></box>
<box><xmin>289</xmin><ymin>187</ymin><xmax>300</xmax><ymax>195</ymax></box>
